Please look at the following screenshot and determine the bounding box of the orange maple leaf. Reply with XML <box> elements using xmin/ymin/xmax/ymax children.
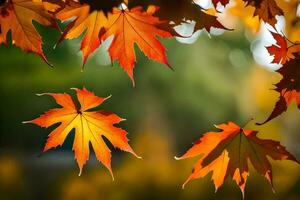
<box><xmin>24</xmin><ymin>88</ymin><xmax>140</xmax><ymax>176</ymax></box>
<box><xmin>267</xmin><ymin>31</ymin><xmax>300</xmax><ymax>64</ymax></box>
<box><xmin>176</xmin><ymin>122</ymin><xmax>298</xmax><ymax>196</ymax></box>
<box><xmin>258</xmin><ymin>55</ymin><xmax>300</xmax><ymax>124</ymax></box>
<box><xmin>102</xmin><ymin>5</ymin><xmax>173</xmax><ymax>84</ymax></box>
<box><xmin>0</xmin><ymin>0</ymin><xmax>58</xmax><ymax>65</ymax></box>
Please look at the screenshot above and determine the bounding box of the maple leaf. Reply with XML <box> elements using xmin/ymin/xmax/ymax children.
<box><xmin>242</xmin><ymin>0</ymin><xmax>283</xmax><ymax>26</ymax></box>
<box><xmin>24</xmin><ymin>88</ymin><xmax>140</xmax><ymax>176</ymax></box>
<box><xmin>266</xmin><ymin>31</ymin><xmax>300</xmax><ymax>64</ymax></box>
<box><xmin>0</xmin><ymin>0</ymin><xmax>58</xmax><ymax>65</ymax></box>
<box><xmin>176</xmin><ymin>122</ymin><xmax>298</xmax><ymax>196</ymax></box>
<box><xmin>258</xmin><ymin>55</ymin><xmax>300</xmax><ymax>125</ymax></box>
<box><xmin>102</xmin><ymin>5</ymin><xmax>175</xmax><ymax>84</ymax></box>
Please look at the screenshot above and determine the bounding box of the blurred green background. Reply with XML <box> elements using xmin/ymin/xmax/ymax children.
<box><xmin>0</xmin><ymin>21</ymin><xmax>299</xmax><ymax>200</ymax></box>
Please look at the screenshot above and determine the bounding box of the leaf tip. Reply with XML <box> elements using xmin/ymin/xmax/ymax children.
<box><xmin>174</xmin><ymin>156</ymin><xmax>181</xmax><ymax>160</ymax></box>
<box><xmin>40</xmin><ymin>53</ymin><xmax>53</xmax><ymax>68</ymax></box>
<box><xmin>70</xmin><ymin>88</ymin><xmax>78</xmax><ymax>91</ymax></box>
<box><xmin>166</xmin><ymin>63</ymin><xmax>174</xmax><ymax>71</ymax></box>
<box><xmin>213</xmin><ymin>124</ymin><xmax>219</xmax><ymax>129</ymax></box>
<box><xmin>104</xmin><ymin>164</ymin><xmax>115</xmax><ymax>181</ymax></box>
<box><xmin>214</xmin><ymin>187</ymin><xmax>218</xmax><ymax>193</ymax></box>
<box><xmin>132</xmin><ymin>151</ymin><xmax>142</xmax><ymax>159</ymax></box>
<box><xmin>105</xmin><ymin>95</ymin><xmax>112</xmax><ymax>100</ymax></box>
<box><xmin>109</xmin><ymin>170</ymin><xmax>115</xmax><ymax>181</ymax></box>
<box><xmin>182</xmin><ymin>179</ymin><xmax>189</xmax><ymax>189</ymax></box>
<box><xmin>36</xmin><ymin>93</ymin><xmax>47</xmax><ymax>96</ymax></box>
<box><xmin>131</xmin><ymin>79</ymin><xmax>136</xmax><ymax>87</ymax></box>
<box><xmin>271</xmin><ymin>186</ymin><xmax>276</xmax><ymax>194</ymax></box>
<box><xmin>255</xmin><ymin>119</ymin><xmax>267</xmax><ymax>125</ymax></box>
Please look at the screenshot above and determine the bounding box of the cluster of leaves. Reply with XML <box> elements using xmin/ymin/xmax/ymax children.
<box><xmin>1</xmin><ymin>0</ymin><xmax>283</xmax><ymax>83</ymax></box>
<box><xmin>259</xmin><ymin>32</ymin><xmax>300</xmax><ymax>125</ymax></box>
<box><xmin>1</xmin><ymin>0</ymin><xmax>300</xmax><ymax>197</ymax></box>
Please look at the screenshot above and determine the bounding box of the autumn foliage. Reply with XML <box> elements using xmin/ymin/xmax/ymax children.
<box><xmin>1</xmin><ymin>0</ymin><xmax>300</xmax><ymax>197</ymax></box>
